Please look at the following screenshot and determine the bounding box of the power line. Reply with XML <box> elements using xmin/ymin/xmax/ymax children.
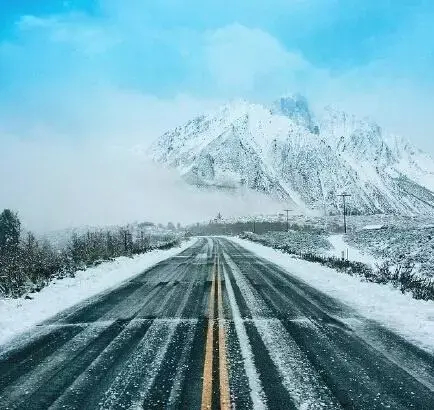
<box><xmin>337</xmin><ymin>193</ymin><xmax>351</xmax><ymax>234</ymax></box>
<box><xmin>283</xmin><ymin>209</ymin><xmax>291</xmax><ymax>232</ymax></box>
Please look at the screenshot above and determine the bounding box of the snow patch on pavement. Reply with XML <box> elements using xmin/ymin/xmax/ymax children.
<box><xmin>224</xmin><ymin>252</ymin><xmax>272</xmax><ymax>318</ymax></box>
<box><xmin>0</xmin><ymin>239</ymin><xmax>197</xmax><ymax>347</ymax></box>
<box><xmin>229</xmin><ymin>237</ymin><xmax>434</xmax><ymax>354</ymax></box>
<box><xmin>100</xmin><ymin>319</ymin><xmax>178</xmax><ymax>409</ymax></box>
<box><xmin>0</xmin><ymin>321</ymin><xmax>114</xmax><ymax>405</ymax></box>
<box><xmin>254</xmin><ymin>319</ymin><xmax>340</xmax><ymax>409</ymax></box>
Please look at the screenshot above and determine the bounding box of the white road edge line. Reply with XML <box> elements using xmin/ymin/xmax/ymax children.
<box><xmin>222</xmin><ymin>262</ymin><xmax>267</xmax><ymax>410</ymax></box>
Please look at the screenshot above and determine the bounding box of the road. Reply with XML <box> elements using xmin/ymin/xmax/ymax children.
<box><xmin>1</xmin><ymin>237</ymin><xmax>434</xmax><ymax>409</ymax></box>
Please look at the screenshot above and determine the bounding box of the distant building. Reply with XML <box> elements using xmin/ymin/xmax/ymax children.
<box><xmin>362</xmin><ymin>224</ymin><xmax>387</xmax><ymax>231</ymax></box>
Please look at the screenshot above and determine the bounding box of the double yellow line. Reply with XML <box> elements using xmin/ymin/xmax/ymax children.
<box><xmin>201</xmin><ymin>253</ymin><xmax>231</xmax><ymax>410</ymax></box>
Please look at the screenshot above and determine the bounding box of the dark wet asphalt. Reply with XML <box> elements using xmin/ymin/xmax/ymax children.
<box><xmin>0</xmin><ymin>237</ymin><xmax>433</xmax><ymax>409</ymax></box>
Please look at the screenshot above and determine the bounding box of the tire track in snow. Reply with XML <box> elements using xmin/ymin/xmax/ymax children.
<box><xmin>253</xmin><ymin>319</ymin><xmax>341</xmax><ymax>409</ymax></box>
<box><xmin>141</xmin><ymin>320</ymin><xmax>197</xmax><ymax>408</ymax></box>
<box><xmin>50</xmin><ymin>319</ymin><xmax>154</xmax><ymax>409</ymax></box>
<box><xmin>222</xmin><ymin>262</ymin><xmax>267</xmax><ymax>409</ymax></box>
<box><xmin>223</xmin><ymin>248</ymin><xmax>341</xmax><ymax>409</ymax></box>
<box><xmin>20</xmin><ymin>319</ymin><xmax>129</xmax><ymax>409</ymax></box>
<box><xmin>166</xmin><ymin>323</ymin><xmax>197</xmax><ymax>407</ymax></box>
<box><xmin>0</xmin><ymin>325</ymin><xmax>82</xmax><ymax>393</ymax></box>
<box><xmin>0</xmin><ymin>321</ymin><xmax>116</xmax><ymax>408</ymax></box>
<box><xmin>98</xmin><ymin>319</ymin><xmax>185</xmax><ymax>409</ymax></box>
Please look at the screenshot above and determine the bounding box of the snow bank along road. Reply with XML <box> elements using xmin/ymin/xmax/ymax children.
<box><xmin>1</xmin><ymin>237</ymin><xmax>433</xmax><ymax>409</ymax></box>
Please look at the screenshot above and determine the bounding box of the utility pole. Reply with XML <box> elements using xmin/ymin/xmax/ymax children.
<box><xmin>283</xmin><ymin>209</ymin><xmax>291</xmax><ymax>232</ymax></box>
<box><xmin>338</xmin><ymin>193</ymin><xmax>351</xmax><ymax>234</ymax></box>
<box><xmin>253</xmin><ymin>219</ymin><xmax>256</xmax><ymax>234</ymax></box>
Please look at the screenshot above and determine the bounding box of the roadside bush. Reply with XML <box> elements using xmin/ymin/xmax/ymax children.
<box><xmin>0</xmin><ymin>209</ymin><xmax>184</xmax><ymax>298</ymax></box>
<box><xmin>241</xmin><ymin>232</ymin><xmax>434</xmax><ymax>302</ymax></box>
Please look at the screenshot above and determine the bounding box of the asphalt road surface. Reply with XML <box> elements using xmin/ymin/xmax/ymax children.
<box><xmin>1</xmin><ymin>237</ymin><xmax>434</xmax><ymax>409</ymax></box>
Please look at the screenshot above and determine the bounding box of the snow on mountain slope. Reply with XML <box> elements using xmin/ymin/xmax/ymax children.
<box><xmin>149</xmin><ymin>96</ymin><xmax>434</xmax><ymax>215</ymax></box>
<box><xmin>387</xmin><ymin>135</ymin><xmax>434</xmax><ymax>193</ymax></box>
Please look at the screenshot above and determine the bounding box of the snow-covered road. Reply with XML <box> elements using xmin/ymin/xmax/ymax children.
<box><xmin>0</xmin><ymin>237</ymin><xmax>433</xmax><ymax>409</ymax></box>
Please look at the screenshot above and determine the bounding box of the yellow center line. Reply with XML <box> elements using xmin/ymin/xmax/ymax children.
<box><xmin>217</xmin><ymin>254</ymin><xmax>231</xmax><ymax>410</ymax></box>
<box><xmin>201</xmin><ymin>249</ymin><xmax>232</xmax><ymax>410</ymax></box>
<box><xmin>201</xmin><ymin>256</ymin><xmax>216</xmax><ymax>410</ymax></box>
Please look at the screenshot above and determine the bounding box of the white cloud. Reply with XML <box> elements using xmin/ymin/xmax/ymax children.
<box><xmin>199</xmin><ymin>23</ymin><xmax>434</xmax><ymax>157</ymax></box>
<box><xmin>204</xmin><ymin>24</ymin><xmax>314</xmax><ymax>97</ymax></box>
<box><xmin>12</xmin><ymin>11</ymin><xmax>434</xmax><ymax>157</ymax></box>
<box><xmin>309</xmin><ymin>60</ymin><xmax>434</xmax><ymax>155</ymax></box>
<box><xmin>17</xmin><ymin>13</ymin><xmax>117</xmax><ymax>54</ymax></box>
<box><xmin>0</xmin><ymin>87</ymin><xmax>222</xmax><ymax>146</ymax></box>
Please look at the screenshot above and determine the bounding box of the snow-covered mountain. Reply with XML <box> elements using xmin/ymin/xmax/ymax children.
<box><xmin>149</xmin><ymin>95</ymin><xmax>434</xmax><ymax>215</ymax></box>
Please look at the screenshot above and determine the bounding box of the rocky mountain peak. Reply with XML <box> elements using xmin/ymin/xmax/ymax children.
<box><xmin>271</xmin><ymin>94</ymin><xmax>318</xmax><ymax>134</ymax></box>
<box><xmin>149</xmin><ymin>95</ymin><xmax>434</xmax><ymax>216</ymax></box>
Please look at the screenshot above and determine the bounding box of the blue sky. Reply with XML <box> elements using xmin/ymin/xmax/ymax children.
<box><xmin>1</xmin><ymin>0</ymin><xmax>434</xmax><ymax>144</ymax></box>
<box><xmin>0</xmin><ymin>0</ymin><xmax>434</xmax><ymax>126</ymax></box>
<box><xmin>1</xmin><ymin>0</ymin><xmax>434</xmax><ymax>229</ymax></box>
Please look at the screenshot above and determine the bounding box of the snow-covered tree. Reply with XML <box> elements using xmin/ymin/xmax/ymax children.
<box><xmin>0</xmin><ymin>209</ymin><xmax>21</xmax><ymax>256</ymax></box>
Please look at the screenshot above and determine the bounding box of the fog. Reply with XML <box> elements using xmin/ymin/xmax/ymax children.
<box><xmin>0</xmin><ymin>127</ymin><xmax>282</xmax><ymax>233</ymax></box>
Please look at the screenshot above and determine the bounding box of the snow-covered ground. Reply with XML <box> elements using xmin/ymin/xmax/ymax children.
<box><xmin>240</xmin><ymin>231</ymin><xmax>381</xmax><ymax>268</ymax></box>
<box><xmin>327</xmin><ymin>234</ymin><xmax>381</xmax><ymax>267</ymax></box>
<box><xmin>347</xmin><ymin>227</ymin><xmax>434</xmax><ymax>277</ymax></box>
<box><xmin>240</xmin><ymin>231</ymin><xmax>331</xmax><ymax>254</ymax></box>
<box><xmin>230</xmin><ymin>237</ymin><xmax>434</xmax><ymax>354</ymax></box>
<box><xmin>0</xmin><ymin>239</ymin><xmax>196</xmax><ymax>347</ymax></box>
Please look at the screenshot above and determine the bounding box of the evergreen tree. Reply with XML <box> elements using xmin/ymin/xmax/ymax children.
<box><xmin>0</xmin><ymin>209</ymin><xmax>21</xmax><ymax>255</ymax></box>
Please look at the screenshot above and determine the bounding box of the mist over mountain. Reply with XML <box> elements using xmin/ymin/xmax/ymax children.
<box><xmin>149</xmin><ymin>95</ymin><xmax>434</xmax><ymax>215</ymax></box>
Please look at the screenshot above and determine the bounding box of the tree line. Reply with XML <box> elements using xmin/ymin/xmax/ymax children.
<box><xmin>187</xmin><ymin>220</ymin><xmax>344</xmax><ymax>236</ymax></box>
<box><xmin>0</xmin><ymin>209</ymin><xmax>181</xmax><ymax>298</ymax></box>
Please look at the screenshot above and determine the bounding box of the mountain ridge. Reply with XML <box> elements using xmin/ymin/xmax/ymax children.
<box><xmin>149</xmin><ymin>95</ymin><xmax>434</xmax><ymax>215</ymax></box>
